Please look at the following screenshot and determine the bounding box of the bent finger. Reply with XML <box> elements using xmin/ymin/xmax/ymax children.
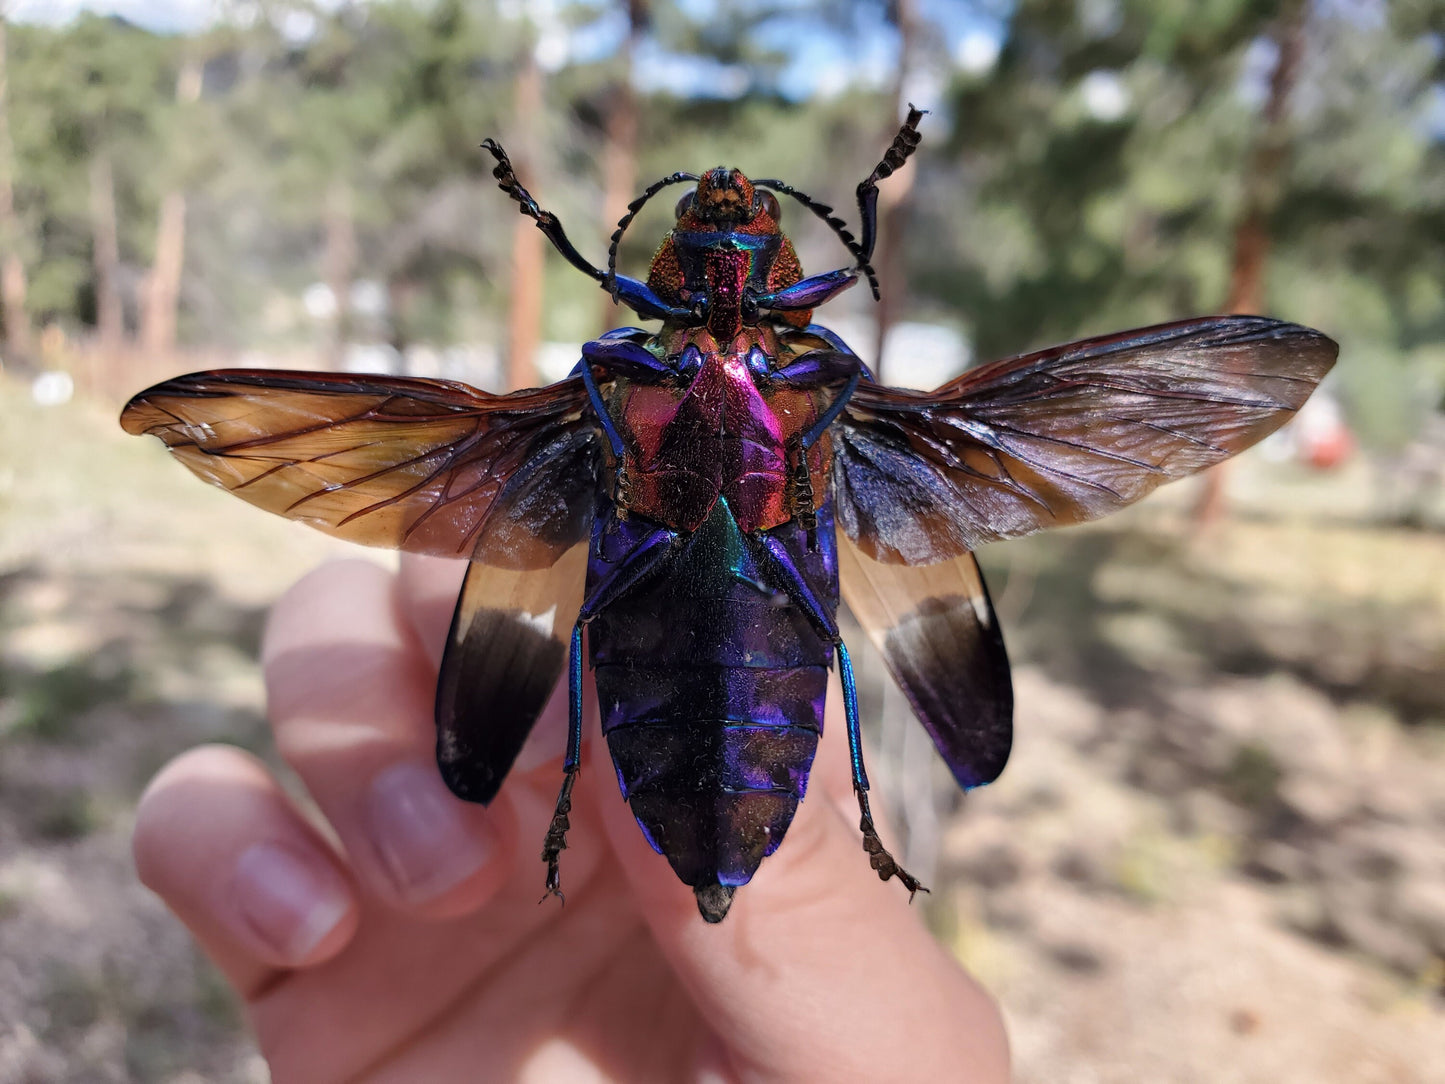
<box><xmin>262</xmin><ymin>559</ymin><xmax>517</xmax><ymax>918</ymax></box>
<box><xmin>132</xmin><ymin>744</ymin><xmax>359</xmax><ymax>999</ymax></box>
<box><xmin>395</xmin><ymin>552</ymin><xmax>571</xmax><ymax>779</ymax></box>
<box><xmin>394</xmin><ymin>552</ymin><xmax>467</xmax><ymax>672</ymax></box>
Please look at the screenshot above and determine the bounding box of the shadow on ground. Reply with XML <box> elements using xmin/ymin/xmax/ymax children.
<box><xmin>0</xmin><ymin>565</ymin><xmax>271</xmax><ymax>1080</ymax></box>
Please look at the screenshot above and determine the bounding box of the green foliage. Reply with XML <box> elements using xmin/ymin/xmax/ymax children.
<box><xmin>6</xmin><ymin>657</ymin><xmax>136</xmax><ymax>743</ymax></box>
<box><xmin>919</xmin><ymin>0</ymin><xmax>1444</xmax><ymax>450</ymax></box>
<box><xmin>5</xmin><ymin>0</ymin><xmax>1442</xmax><ymax>445</ymax></box>
<box><xmin>1224</xmin><ymin>742</ymin><xmax>1283</xmax><ymax>812</ymax></box>
<box><xmin>9</xmin><ymin>16</ymin><xmax>175</xmax><ymax>321</ymax></box>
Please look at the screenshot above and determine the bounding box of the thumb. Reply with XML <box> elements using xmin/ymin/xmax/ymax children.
<box><xmin>592</xmin><ymin>682</ymin><xmax>1011</xmax><ymax>1084</ymax></box>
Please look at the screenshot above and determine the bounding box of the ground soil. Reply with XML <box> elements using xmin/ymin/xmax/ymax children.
<box><xmin>1</xmin><ymin>378</ymin><xmax>1441</xmax><ymax>1082</ymax></box>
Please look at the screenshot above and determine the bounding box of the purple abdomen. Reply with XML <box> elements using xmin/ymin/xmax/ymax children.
<box><xmin>587</xmin><ymin>496</ymin><xmax>838</xmax><ymax>895</ymax></box>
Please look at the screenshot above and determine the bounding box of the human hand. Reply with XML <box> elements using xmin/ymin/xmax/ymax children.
<box><xmin>132</xmin><ymin>557</ymin><xmax>1010</xmax><ymax>1083</ymax></box>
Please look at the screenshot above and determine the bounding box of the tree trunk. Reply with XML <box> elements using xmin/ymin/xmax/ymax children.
<box><xmin>88</xmin><ymin>148</ymin><xmax>124</xmax><ymax>357</ymax></box>
<box><xmin>1194</xmin><ymin>0</ymin><xmax>1305</xmax><ymax>527</ymax></box>
<box><xmin>597</xmin><ymin>0</ymin><xmax>647</xmax><ymax>332</ymax></box>
<box><xmin>323</xmin><ymin>176</ymin><xmax>356</xmax><ymax>370</ymax></box>
<box><xmin>141</xmin><ymin>55</ymin><xmax>202</xmax><ymax>355</ymax></box>
<box><xmin>1223</xmin><ymin>1</ymin><xmax>1303</xmax><ymax>317</ymax></box>
<box><xmin>870</xmin><ymin>0</ymin><xmax>920</xmax><ymax>385</ymax></box>
<box><xmin>0</xmin><ymin>14</ymin><xmax>30</xmax><ymax>369</ymax></box>
<box><xmin>387</xmin><ymin>275</ymin><xmax>416</xmax><ymax>360</ymax></box>
<box><xmin>505</xmin><ymin>37</ymin><xmax>544</xmax><ymax>392</ymax></box>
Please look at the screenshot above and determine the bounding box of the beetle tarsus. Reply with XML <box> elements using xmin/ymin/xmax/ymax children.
<box><xmin>855</xmin><ymin>785</ymin><xmax>930</xmax><ymax>900</ymax></box>
<box><xmin>788</xmin><ymin>442</ymin><xmax>817</xmax><ymax>534</ymax></box>
<box><xmin>862</xmin><ymin>105</ymin><xmax>926</xmax><ymax>190</ymax></box>
<box><xmin>540</xmin><ymin>767</ymin><xmax>579</xmax><ymax>905</ymax></box>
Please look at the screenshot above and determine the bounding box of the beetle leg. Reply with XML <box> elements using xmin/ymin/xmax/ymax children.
<box><xmin>748</xmin><ymin>531</ymin><xmax>838</xmax><ymax>640</ymax></box>
<box><xmin>785</xmin><ymin>441</ymin><xmax>819</xmax><ymax>549</ymax></box>
<box><xmin>578</xmin><ymin>339</ymin><xmax>684</xmax><ymax>507</ymax></box>
<box><xmin>853</xmin><ymin>106</ymin><xmax>925</xmax><ymax>273</ymax></box>
<box><xmin>541</xmin><ymin>623</ymin><xmax>585</xmax><ymax>904</ymax></box>
<box><xmin>541</xmin><ymin>527</ymin><xmax>679</xmax><ymax>902</ymax></box>
<box><xmin>740</xmin><ymin>536</ymin><xmax>925</xmax><ymax>897</ymax></box>
<box><xmin>483</xmin><ymin>140</ymin><xmax>689</xmax><ymax>320</ymax></box>
<box><xmin>578</xmin><ymin>527</ymin><xmax>677</xmax><ymax>622</ymax></box>
<box><xmin>838</xmin><ymin>640</ymin><xmax>928</xmax><ymax>900</ymax></box>
<box><xmin>578</xmin><ymin>353</ymin><xmax>628</xmax><ymax>461</ymax></box>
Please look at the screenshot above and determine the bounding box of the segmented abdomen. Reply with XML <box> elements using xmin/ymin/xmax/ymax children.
<box><xmin>587</xmin><ymin>497</ymin><xmax>838</xmax><ymax>890</ymax></box>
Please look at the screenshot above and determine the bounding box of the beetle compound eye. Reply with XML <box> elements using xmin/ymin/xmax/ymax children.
<box><xmin>674</xmin><ymin>189</ymin><xmax>697</xmax><ymax>220</ymax></box>
<box><xmin>757</xmin><ymin>189</ymin><xmax>781</xmax><ymax>222</ymax></box>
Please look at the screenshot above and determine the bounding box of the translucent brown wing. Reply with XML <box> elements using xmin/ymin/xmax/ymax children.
<box><xmin>120</xmin><ymin>369</ymin><xmax>598</xmax><ymax>567</ymax></box>
<box><xmin>834</xmin><ymin>316</ymin><xmax>1338</xmax><ymax>564</ymax></box>
<box><xmin>838</xmin><ymin>535</ymin><xmax>1012</xmax><ymax>789</ymax></box>
<box><xmin>124</xmin><ymin>368</ymin><xmax>602</xmax><ymax>806</ymax></box>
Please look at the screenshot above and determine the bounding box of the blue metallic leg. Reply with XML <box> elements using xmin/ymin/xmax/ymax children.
<box><xmin>799</xmin><ymin>368</ymin><xmax>861</xmax><ymax>450</ymax></box>
<box><xmin>837</xmin><ymin>640</ymin><xmax>928</xmax><ymax>901</ymax></box>
<box><xmin>541</xmin><ymin>623</ymin><xmax>586</xmax><ymax>903</ymax></box>
<box><xmin>579</xmin><ymin>358</ymin><xmax>627</xmax><ymax>461</ymax></box>
<box><xmin>541</xmin><ymin>525</ymin><xmax>679</xmax><ymax>903</ymax></box>
<box><xmin>579</xmin><ymin>528</ymin><xmax>676</xmax><ymax>621</ymax></box>
<box><xmin>748</xmin><ymin>532</ymin><xmax>838</xmax><ymax>640</ymax></box>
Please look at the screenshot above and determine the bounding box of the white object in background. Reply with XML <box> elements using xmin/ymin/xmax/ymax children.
<box><xmin>302</xmin><ymin>282</ymin><xmax>337</xmax><ymax>321</ymax></box>
<box><xmin>1080</xmin><ymin>69</ymin><xmax>1131</xmax><ymax>122</ymax></box>
<box><xmin>31</xmin><ymin>371</ymin><xmax>74</xmax><ymax>406</ymax></box>
<box><xmin>957</xmin><ymin>30</ymin><xmax>1002</xmax><ymax>76</ymax></box>
<box><xmin>343</xmin><ymin>342</ymin><xmax>403</xmax><ymax>376</ymax></box>
<box><xmin>880</xmin><ymin>321</ymin><xmax>972</xmax><ymax>390</ymax></box>
<box><xmin>444</xmin><ymin>344</ymin><xmax>502</xmax><ymax>389</ymax></box>
<box><xmin>537</xmin><ymin>342</ymin><xmax>582</xmax><ymax>385</ymax></box>
<box><xmin>350</xmin><ymin>280</ymin><xmax>387</xmax><ymax>318</ymax></box>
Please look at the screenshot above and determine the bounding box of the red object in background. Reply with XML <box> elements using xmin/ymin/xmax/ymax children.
<box><xmin>1305</xmin><ymin>426</ymin><xmax>1354</xmax><ymax>470</ymax></box>
<box><xmin>1293</xmin><ymin>390</ymin><xmax>1354</xmax><ymax>470</ymax></box>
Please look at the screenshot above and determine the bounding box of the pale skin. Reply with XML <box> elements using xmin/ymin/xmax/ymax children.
<box><xmin>131</xmin><ymin>556</ymin><xmax>1011</xmax><ymax>1083</ymax></box>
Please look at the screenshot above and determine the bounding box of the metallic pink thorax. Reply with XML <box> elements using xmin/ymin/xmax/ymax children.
<box><xmin>621</xmin><ymin>348</ymin><xmax>790</xmax><ymax>533</ymax></box>
<box><xmin>705</xmin><ymin>247</ymin><xmax>750</xmax><ymax>342</ymax></box>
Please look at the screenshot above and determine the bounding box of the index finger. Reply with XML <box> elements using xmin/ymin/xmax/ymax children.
<box><xmin>261</xmin><ymin>559</ymin><xmax>516</xmax><ymax>917</ymax></box>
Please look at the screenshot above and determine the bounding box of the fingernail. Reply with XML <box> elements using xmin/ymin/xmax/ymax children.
<box><xmin>366</xmin><ymin>762</ymin><xmax>493</xmax><ymax>904</ymax></box>
<box><xmin>232</xmin><ymin>842</ymin><xmax>350</xmax><ymax>962</ymax></box>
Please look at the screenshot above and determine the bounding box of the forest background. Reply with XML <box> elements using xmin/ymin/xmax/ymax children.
<box><xmin>3</xmin><ymin>0</ymin><xmax>1443</xmax><ymax>451</ymax></box>
<box><xmin>1</xmin><ymin>1</ymin><xmax>1444</xmax><ymax>1082</ymax></box>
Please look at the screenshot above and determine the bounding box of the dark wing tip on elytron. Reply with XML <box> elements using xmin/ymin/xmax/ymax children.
<box><xmin>694</xmin><ymin>883</ymin><xmax>737</xmax><ymax>923</ymax></box>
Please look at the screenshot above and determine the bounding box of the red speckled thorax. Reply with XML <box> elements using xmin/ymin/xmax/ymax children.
<box><xmin>645</xmin><ymin>167</ymin><xmax>809</xmax><ymax>331</ymax></box>
<box><xmin>704</xmin><ymin>247</ymin><xmax>749</xmax><ymax>341</ymax></box>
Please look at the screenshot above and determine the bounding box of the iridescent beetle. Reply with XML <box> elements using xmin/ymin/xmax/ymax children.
<box><xmin>122</xmin><ymin>111</ymin><xmax>1337</xmax><ymax>922</ymax></box>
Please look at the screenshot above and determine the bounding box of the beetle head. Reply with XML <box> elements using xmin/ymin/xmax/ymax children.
<box><xmin>658</xmin><ymin>169</ymin><xmax>791</xmax><ymax>339</ymax></box>
<box><xmin>676</xmin><ymin>167</ymin><xmax>782</xmax><ymax>234</ymax></box>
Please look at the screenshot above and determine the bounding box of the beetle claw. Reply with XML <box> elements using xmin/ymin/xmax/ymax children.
<box><xmin>539</xmin><ymin>872</ymin><xmax>566</xmax><ymax>908</ymax></box>
<box><xmin>856</xmin><ymin>791</ymin><xmax>931</xmax><ymax>900</ymax></box>
<box><xmin>540</xmin><ymin>769</ymin><xmax>578</xmax><ymax>906</ymax></box>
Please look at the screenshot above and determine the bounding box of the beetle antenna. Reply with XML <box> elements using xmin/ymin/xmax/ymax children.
<box><xmin>853</xmin><ymin>105</ymin><xmax>925</xmax><ymax>277</ymax></box>
<box><xmin>752</xmin><ymin>179</ymin><xmax>873</xmax><ymax>292</ymax></box>
<box><xmin>606</xmin><ymin>171</ymin><xmax>698</xmax><ymax>300</ymax></box>
<box><xmin>481</xmin><ymin>138</ymin><xmax>609</xmax><ymax>285</ymax></box>
<box><xmin>754</xmin><ymin>106</ymin><xmax>924</xmax><ymax>302</ymax></box>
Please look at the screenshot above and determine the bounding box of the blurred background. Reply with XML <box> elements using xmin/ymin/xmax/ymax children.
<box><xmin>0</xmin><ymin>0</ymin><xmax>1443</xmax><ymax>1080</ymax></box>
